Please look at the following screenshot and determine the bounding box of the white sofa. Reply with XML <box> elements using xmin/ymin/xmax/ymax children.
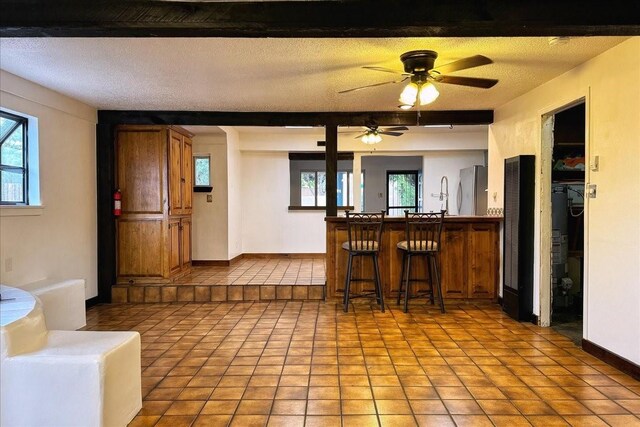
<box><xmin>19</xmin><ymin>278</ymin><xmax>86</xmax><ymax>330</ymax></box>
<box><xmin>0</xmin><ymin>285</ymin><xmax>142</xmax><ymax>427</ymax></box>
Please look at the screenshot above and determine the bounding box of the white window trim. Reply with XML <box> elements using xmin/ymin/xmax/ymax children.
<box><xmin>0</xmin><ymin>107</ymin><xmax>41</xmax><ymax>210</ymax></box>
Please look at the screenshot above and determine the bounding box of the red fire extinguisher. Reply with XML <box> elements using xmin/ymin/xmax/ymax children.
<box><xmin>113</xmin><ymin>189</ymin><xmax>122</xmax><ymax>217</ymax></box>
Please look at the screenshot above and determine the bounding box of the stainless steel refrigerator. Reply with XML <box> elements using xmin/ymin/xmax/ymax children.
<box><xmin>457</xmin><ymin>165</ymin><xmax>488</xmax><ymax>215</ymax></box>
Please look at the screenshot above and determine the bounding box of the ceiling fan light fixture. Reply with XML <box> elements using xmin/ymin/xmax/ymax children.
<box><xmin>398</xmin><ymin>104</ymin><xmax>414</xmax><ymax>110</ymax></box>
<box><xmin>361</xmin><ymin>131</ymin><xmax>382</xmax><ymax>144</ymax></box>
<box><xmin>399</xmin><ymin>82</ymin><xmax>419</xmax><ymax>106</ymax></box>
<box><xmin>418</xmin><ymin>82</ymin><xmax>439</xmax><ymax>105</ymax></box>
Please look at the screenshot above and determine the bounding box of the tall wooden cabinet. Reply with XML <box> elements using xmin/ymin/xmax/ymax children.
<box><xmin>116</xmin><ymin>125</ymin><xmax>193</xmax><ymax>284</ymax></box>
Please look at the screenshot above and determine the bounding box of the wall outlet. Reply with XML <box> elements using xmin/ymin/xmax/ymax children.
<box><xmin>5</xmin><ymin>257</ymin><xmax>12</xmax><ymax>273</ymax></box>
<box><xmin>206</xmin><ymin>194</ymin><xmax>213</xmax><ymax>203</ymax></box>
<box><xmin>587</xmin><ymin>184</ymin><xmax>597</xmax><ymax>198</ymax></box>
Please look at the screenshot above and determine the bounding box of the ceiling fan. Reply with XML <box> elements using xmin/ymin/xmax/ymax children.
<box><xmin>339</xmin><ymin>50</ymin><xmax>498</xmax><ymax>109</ymax></box>
<box><xmin>353</xmin><ymin>125</ymin><xmax>408</xmax><ymax>144</ymax></box>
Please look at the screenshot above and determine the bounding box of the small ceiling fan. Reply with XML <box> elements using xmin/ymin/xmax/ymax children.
<box><xmin>339</xmin><ymin>50</ymin><xmax>498</xmax><ymax>109</ymax></box>
<box><xmin>353</xmin><ymin>125</ymin><xmax>408</xmax><ymax>144</ymax></box>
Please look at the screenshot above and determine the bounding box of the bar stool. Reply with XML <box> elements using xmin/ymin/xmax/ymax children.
<box><xmin>396</xmin><ymin>210</ymin><xmax>445</xmax><ymax>313</ymax></box>
<box><xmin>342</xmin><ymin>210</ymin><xmax>385</xmax><ymax>313</ymax></box>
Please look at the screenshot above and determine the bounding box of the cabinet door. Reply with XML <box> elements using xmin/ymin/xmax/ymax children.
<box><xmin>168</xmin><ymin>219</ymin><xmax>181</xmax><ymax>274</ymax></box>
<box><xmin>168</xmin><ymin>131</ymin><xmax>183</xmax><ymax>215</ymax></box>
<box><xmin>116</xmin><ymin>129</ymin><xmax>165</xmax><ymax>215</ymax></box>
<box><xmin>468</xmin><ymin>223</ymin><xmax>498</xmax><ymax>298</ymax></box>
<box><xmin>181</xmin><ymin>217</ymin><xmax>192</xmax><ymax>268</ymax></box>
<box><xmin>117</xmin><ymin>219</ymin><xmax>164</xmax><ymax>278</ymax></box>
<box><xmin>439</xmin><ymin>223</ymin><xmax>467</xmax><ymax>298</ymax></box>
<box><xmin>182</xmin><ymin>137</ymin><xmax>193</xmax><ymax>214</ymax></box>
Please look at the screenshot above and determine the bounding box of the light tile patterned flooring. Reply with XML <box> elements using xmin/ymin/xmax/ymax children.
<box><xmin>85</xmin><ymin>301</ymin><xmax>640</xmax><ymax>427</ymax></box>
<box><xmin>177</xmin><ymin>259</ymin><xmax>326</xmax><ymax>286</ymax></box>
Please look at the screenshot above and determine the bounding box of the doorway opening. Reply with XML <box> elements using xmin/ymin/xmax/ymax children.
<box><xmin>544</xmin><ymin>102</ymin><xmax>587</xmax><ymax>343</ymax></box>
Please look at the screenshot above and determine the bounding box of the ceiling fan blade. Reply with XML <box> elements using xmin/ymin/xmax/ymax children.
<box><xmin>432</xmin><ymin>55</ymin><xmax>493</xmax><ymax>75</ymax></box>
<box><xmin>434</xmin><ymin>75</ymin><xmax>498</xmax><ymax>89</ymax></box>
<box><xmin>383</xmin><ymin>126</ymin><xmax>409</xmax><ymax>132</ymax></box>
<box><xmin>379</xmin><ymin>131</ymin><xmax>404</xmax><ymax>137</ymax></box>
<box><xmin>354</xmin><ymin>133</ymin><xmax>366</xmax><ymax>139</ymax></box>
<box><xmin>363</xmin><ymin>66</ymin><xmax>412</xmax><ymax>76</ymax></box>
<box><xmin>338</xmin><ymin>77</ymin><xmax>407</xmax><ymax>94</ymax></box>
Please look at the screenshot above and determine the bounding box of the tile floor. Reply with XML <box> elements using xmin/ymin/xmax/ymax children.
<box><xmin>112</xmin><ymin>258</ymin><xmax>326</xmax><ymax>303</ymax></box>
<box><xmin>85</xmin><ymin>300</ymin><xmax>640</xmax><ymax>427</ymax></box>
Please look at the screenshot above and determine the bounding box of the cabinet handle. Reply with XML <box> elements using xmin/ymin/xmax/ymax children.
<box><xmin>181</xmin><ymin>178</ymin><xmax>186</xmax><ymax>182</ymax></box>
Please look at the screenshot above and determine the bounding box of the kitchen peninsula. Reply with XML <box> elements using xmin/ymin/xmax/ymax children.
<box><xmin>325</xmin><ymin>216</ymin><xmax>502</xmax><ymax>301</ymax></box>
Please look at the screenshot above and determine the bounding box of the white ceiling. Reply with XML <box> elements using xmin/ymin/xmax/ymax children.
<box><xmin>0</xmin><ymin>37</ymin><xmax>627</xmax><ymax>111</ymax></box>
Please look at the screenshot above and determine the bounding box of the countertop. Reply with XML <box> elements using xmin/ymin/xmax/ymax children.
<box><xmin>325</xmin><ymin>215</ymin><xmax>503</xmax><ymax>223</ymax></box>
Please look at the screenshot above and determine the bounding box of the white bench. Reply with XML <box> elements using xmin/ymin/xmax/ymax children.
<box><xmin>0</xmin><ymin>285</ymin><xmax>142</xmax><ymax>427</ymax></box>
<box><xmin>19</xmin><ymin>278</ymin><xmax>86</xmax><ymax>330</ymax></box>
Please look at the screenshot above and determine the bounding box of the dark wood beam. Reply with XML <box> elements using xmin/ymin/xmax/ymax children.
<box><xmin>1</xmin><ymin>0</ymin><xmax>638</xmax><ymax>37</ymax></box>
<box><xmin>325</xmin><ymin>125</ymin><xmax>338</xmax><ymax>217</ymax></box>
<box><xmin>96</xmin><ymin>123</ymin><xmax>116</xmax><ymax>303</ymax></box>
<box><xmin>97</xmin><ymin>110</ymin><xmax>493</xmax><ymax>126</ymax></box>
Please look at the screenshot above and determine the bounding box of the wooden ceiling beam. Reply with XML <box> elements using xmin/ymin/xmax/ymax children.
<box><xmin>96</xmin><ymin>110</ymin><xmax>494</xmax><ymax>126</ymax></box>
<box><xmin>1</xmin><ymin>0</ymin><xmax>638</xmax><ymax>37</ymax></box>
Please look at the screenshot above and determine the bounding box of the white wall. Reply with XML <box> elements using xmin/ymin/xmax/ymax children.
<box><xmin>0</xmin><ymin>71</ymin><xmax>98</xmax><ymax>298</ymax></box>
<box><xmin>488</xmin><ymin>38</ymin><xmax>640</xmax><ymax>364</ymax></box>
<box><xmin>423</xmin><ymin>151</ymin><xmax>487</xmax><ymax>214</ymax></box>
<box><xmin>241</xmin><ymin>152</ymin><xmax>326</xmax><ymax>253</ymax></box>
<box><xmin>191</xmin><ymin>134</ymin><xmax>228</xmax><ymax>260</ymax></box>
<box><xmin>222</xmin><ymin>127</ymin><xmax>243</xmax><ymax>259</ymax></box>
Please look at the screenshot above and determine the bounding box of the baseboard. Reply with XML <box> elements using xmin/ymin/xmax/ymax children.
<box><xmin>582</xmin><ymin>339</ymin><xmax>640</xmax><ymax>380</ymax></box>
<box><xmin>243</xmin><ymin>253</ymin><xmax>325</xmax><ymax>259</ymax></box>
<box><xmin>531</xmin><ymin>313</ymin><xmax>539</xmax><ymax>325</ymax></box>
<box><xmin>85</xmin><ymin>296</ymin><xmax>100</xmax><ymax>309</ymax></box>
<box><xmin>192</xmin><ymin>260</ymin><xmax>231</xmax><ymax>267</ymax></box>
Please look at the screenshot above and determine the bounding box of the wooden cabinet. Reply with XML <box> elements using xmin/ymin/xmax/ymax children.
<box><xmin>326</xmin><ymin>217</ymin><xmax>501</xmax><ymax>301</ymax></box>
<box><xmin>169</xmin><ymin>130</ymin><xmax>193</xmax><ymax>216</ymax></box>
<box><xmin>116</xmin><ymin>125</ymin><xmax>194</xmax><ymax>284</ymax></box>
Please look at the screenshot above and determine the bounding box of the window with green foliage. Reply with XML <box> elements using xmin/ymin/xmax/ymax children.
<box><xmin>387</xmin><ymin>171</ymin><xmax>420</xmax><ymax>216</ymax></box>
<box><xmin>1</xmin><ymin>111</ymin><xmax>28</xmax><ymax>204</ymax></box>
<box><xmin>194</xmin><ymin>155</ymin><xmax>210</xmax><ymax>187</ymax></box>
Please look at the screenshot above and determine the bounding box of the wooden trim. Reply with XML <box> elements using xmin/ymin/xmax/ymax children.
<box><xmin>85</xmin><ymin>296</ymin><xmax>100</xmax><ymax>309</ymax></box>
<box><xmin>98</xmin><ymin>110</ymin><xmax>494</xmax><ymax>127</ymax></box>
<box><xmin>192</xmin><ymin>253</ymin><xmax>245</xmax><ymax>266</ymax></box>
<box><xmin>2</xmin><ymin>1</ymin><xmax>638</xmax><ymax>37</ymax></box>
<box><xmin>192</xmin><ymin>260</ymin><xmax>231</xmax><ymax>267</ymax></box>
<box><xmin>582</xmin><ymin>339</ymin><xmax>640</xmax><ymax>380</ymax></box>
<box><xmin>325</xmin><ymin>125</ymin><xmax>338</xmax><ymax>217</ymax></box>
<box><xmin>193</xmin><ymin>186</ymin><xmax>213</xmax><ymax>193</ymax></box>
<box><xmin>289</xmin><ymin>152</ymin><xmax>354</xmax><ymax>161</ymax></box>
<box><xmin>243</xmin><ymin>253</ymin><xmax>325</xmax><ymax>260</ymax></box>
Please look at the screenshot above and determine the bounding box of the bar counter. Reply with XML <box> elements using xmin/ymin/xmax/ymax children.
<box><xmin>325</xmin><ymin>215</ymin><xmax>503</xmax><ymax>301</ymax></box>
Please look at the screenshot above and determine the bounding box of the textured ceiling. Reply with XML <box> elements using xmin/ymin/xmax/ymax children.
<box><xmin>0</xmin><ymin>37</ymin><xmax>628</xmax><ymax>111</ymax></box>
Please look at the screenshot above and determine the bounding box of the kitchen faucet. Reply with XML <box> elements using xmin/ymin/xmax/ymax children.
<box><xmin>440</xmin><ymin>176</ymin><xmax>449</xmax><ymax>214</ymax></box>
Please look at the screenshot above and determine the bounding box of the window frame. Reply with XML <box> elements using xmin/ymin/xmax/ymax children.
<box><xmin>299</xmin><ymin>169</ymin><xmax>354</xmax><ymax>208</ymax></box>
<box><xmin>386</xmin><ymin>170</ymin><xmax>420</xmax><ymax>215</ymax></box>
<box><xmin>0</xmin><ymin>110</ymin><xmax>29</xmax><ymax>205</ymax></box>
<box><xmin>193</xmin><ymin>154</ymin><xmax>213</xmax><ymax>193</ymax></box>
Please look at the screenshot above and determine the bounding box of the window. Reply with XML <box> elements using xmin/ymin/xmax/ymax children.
<box><xmin>387</xmin><ymin>171</ymin><xmax>420</xmax><ymax>216</ymax></box>
<box><xmin>1</xmin><ymin>111</ymin><xmax>28</xmax><ymax>204</ymax></box>
<box><xmin>193</xmin><ymin>155</ymin><xmax>212</xmax><ymax>192</ymax></box>
<box><xmin>289</xmin><ymin>152</ymin><xmax>355</xmax><ymax>210</ymax></box>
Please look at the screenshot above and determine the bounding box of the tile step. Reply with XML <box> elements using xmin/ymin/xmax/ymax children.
<box><xmin>112</xmin><ymin>284</ymin><xmax>325</xmax><ymax>303</ymax></box>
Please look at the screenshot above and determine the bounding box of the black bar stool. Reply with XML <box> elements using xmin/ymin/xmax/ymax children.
<box><xmin>342</xmin><ymin>210</ymin><xmax>385</xmax><ymax>313</ymax></box>
<box><xmin>396</xmin><ymin>210</ymin><xmax>445</xmax><ymax>313</ymax></box>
